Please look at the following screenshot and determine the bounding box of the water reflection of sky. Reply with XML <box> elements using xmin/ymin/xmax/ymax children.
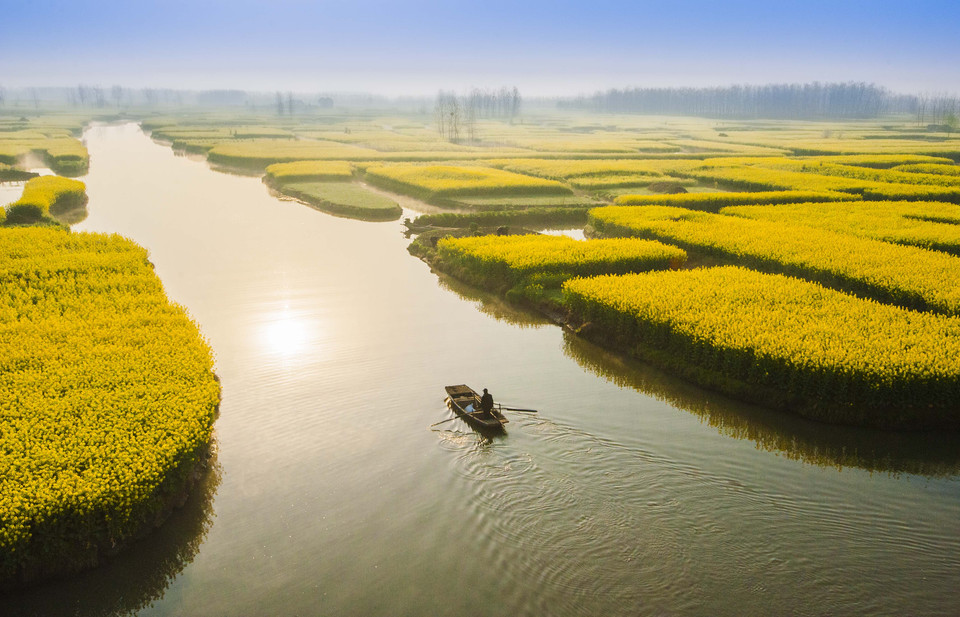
<box><xmin>0</xmin><ymin>167</ymin><xmax>54</xmax><ymax>207</ymax></box>
<box><xmin>539</xmin><ymin>228</ymin><xmax>586</xmax><ymax>240</ymax></box>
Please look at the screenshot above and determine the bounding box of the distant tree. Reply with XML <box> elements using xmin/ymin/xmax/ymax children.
<box><xmin>287</xmin><ymin>91</ymin><xmax>294</xmax><ymax>116</ymax></box>
<box><xmin>916</xmin><ymin>93</ymin><xmax>929</xmax><ymax>126</ymax></box>
<box><xmin>317</xmin><ymin>96</ymin><xmax>334</xmax><ymax>108</ymax></box>
<box><xmin>434</xmin><ymin>91</ymin><xmax>463</xmax><ymax>142</ymax></box>
<box><xmin>276</xmin><ymin>91</ymin><xmax>285</xmax><ymax>116</ymax></box>
<box><xmin>142</xmin><ymin>88</ymin><xmax>158</xmax><ymax>107</ymax></box>
<box><xmin>111</xmin><ymin>85</ymin><xmax>123</xmax><ymax>109</ymax></box>
<box><xmin>93</xmin><ymin>86</ymin><xmax>106</xmax><ymax>108</ymax></box>
<box><xmin>464</xmin><ymin>97</ymin><xmax>477</xmax><ymax>142</ymax></box>
<box><xmin>29</xmin><ymin>88</ymin><xmax>39</xmax><ymax>110</ymax></box>
<box><xmin>0</xmin><ymin>85</ymin><xmax>5</xmax><ymax>107</ymax></box>
<box><xmin>945</xmin><ymin>112</ymin><xmax>959</xmax><ymax>135</ymax></box>
<box><xmin>510</xmin><ymin>86</ymin><xmax>521</xmax><ymax>122</ymax></box>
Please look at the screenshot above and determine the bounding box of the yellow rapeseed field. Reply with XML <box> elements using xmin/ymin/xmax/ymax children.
<box><xmin>365</xmin><ymin>164</ymin><xmax>572</xmax><ymax>198</ymax></box>
<box><xmin>0</xmin><ymin>228</ymin><xmax>220</xmax><ymax>582</ymax></box>
<box><xmin>563</xmin><ymin>266</ymin><xmax>960</xmax><ymax>427</ymax></box>
<box><xmin>7</xmin><ymin>175</ymin><xmax>87</xmax><ymax>216</ymax></box>
<box><xmin>589</xmin><ymin>205</ymin><xmax>960</xmax><ymax>315</ymax></box>
<box><xmin>264</xmin><ymin>160</ymin><xmax>354</xmax><ymax>184</ymax></box>
<box><xmin>437</xmin><ymin>234</ymin><xmax>686</xmax><ymax>284</ymax></box>
<box><xmin>721</xmin><ymin>200</ymin><xmax>960</xmax><ymax>254</ymax></box>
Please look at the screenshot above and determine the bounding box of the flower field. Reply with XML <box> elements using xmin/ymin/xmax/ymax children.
<box><xmin>436</xmin><ymin>234</ymin><xmax>685</xmax><ymax>295</ymax></box>
<box><xmin>613</xmin><ymin>189</ymin><xmax>859</xmax><ymax>210</ymax></box>
<box><xmin>135</xmin><ymin>110</ymin><xmax>960</xmax><ymax>429</ymax></box>
<box><xmin>6</xmin><ymin>175</ymin><xmax>87</xmax><ymax>215</ymax></box>
<box><xmin>0</xmin><ymin>228</ymin><xmax>220</xmax><ymax>585</ymax></box>
<box><xmin>721</xmin><ymin>200</ymin><xmax>960</xmax><ymax>255</ymax></box>
<box><xmin>364</xmin><ymin>164</ymin><xmax>573</xmax><ymax>199</ymax></box>
<box><xmin>589</xmin><ymin>205</ymin><xmax>960</xmax><ymax>316</ymax></box>
<box><xmin>264</xmin><ymin>160</ymin><xmax>355</xmax><ymax>184</ymax></box>
<box><xmin>0</xmin><ymin>124</ymin><xmax>90</xmax><ymax>176</ymax></box>
<box><xmin>562</xmin><ymin>266</ymin><xmax>960</xmax><ymax>428</ymax></box>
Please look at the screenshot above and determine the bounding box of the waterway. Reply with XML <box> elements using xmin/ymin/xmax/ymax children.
<box><xmin>7</xmin><ymin>123</ymin><xmax>960</xmax><ymax>616</ymax></box>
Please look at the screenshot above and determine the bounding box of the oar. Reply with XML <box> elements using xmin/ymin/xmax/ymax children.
<box><xmin>430</xmin><ymin>410</ymin><xmax>483</xmax><ymax>427</ymax></box>
<box><xmin>495</xmin><ymin>404</ymin><xmax>538</xmax><ymax>413</ymax></box>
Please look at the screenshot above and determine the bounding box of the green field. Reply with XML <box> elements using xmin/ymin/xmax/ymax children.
<box><xmin>277</xmin><ymin>181</ymin><xmax>402</xmax><ymax>221</ymax></box>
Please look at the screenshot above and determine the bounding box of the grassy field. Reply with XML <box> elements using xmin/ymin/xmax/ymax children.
<box><xmin>277</xmin><ymin>181</ymin><xmax>402</xmax><ymax>221</ymax></box>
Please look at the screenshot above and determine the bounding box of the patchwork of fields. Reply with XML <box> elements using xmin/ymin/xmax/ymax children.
<box><xmin>5</xmin><ymin>107</ymin><xmax>960</xmax><ymax>586</ymax></box>
<box><xmin>118</xmin><ymin>111</ymin><xmax>960</xmax><ymax>426</ymax></box>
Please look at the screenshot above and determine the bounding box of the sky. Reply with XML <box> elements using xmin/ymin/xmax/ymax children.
<box><xmin>2</xmin><ymin>0</ymin><xmax>959</xmax><ymax>96</ymax></box>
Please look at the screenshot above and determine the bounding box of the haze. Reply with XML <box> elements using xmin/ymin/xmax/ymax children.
<box><xmin>3</xmin><ymin>0</ymin><xmax>959</xmax><ymax>96</ymax></box>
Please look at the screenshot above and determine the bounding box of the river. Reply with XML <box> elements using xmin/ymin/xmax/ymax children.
<box><xmin>7</xmin><ymin>123</ymin><xmax>960</xmax><ymax>616</ymax></box>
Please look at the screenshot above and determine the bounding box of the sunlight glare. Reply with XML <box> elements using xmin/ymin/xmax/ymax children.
<box><xmin>259</xmin><ymin>306</ymin><xmax>319</xmax><ymax>360</ymax></box>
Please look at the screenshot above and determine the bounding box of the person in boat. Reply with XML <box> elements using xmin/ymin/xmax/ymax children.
<box><xmin>479</xmin><ymin>388</ymin><xmax>494</xmax><ymax>415</ymax></box>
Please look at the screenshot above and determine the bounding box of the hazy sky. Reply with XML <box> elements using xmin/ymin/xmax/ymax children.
<box><xmin>2</xmin><ymin>0</ymin><xmax>959</xmax><ymax>95</ymax></box>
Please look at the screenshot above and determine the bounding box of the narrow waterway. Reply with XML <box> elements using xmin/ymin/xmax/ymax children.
<box><xmin>7</xmin><ymin>123</ymin><xmax>960</xmax><ymax>616</ymax></box>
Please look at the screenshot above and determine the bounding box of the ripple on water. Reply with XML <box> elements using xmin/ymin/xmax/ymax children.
<box><xmin>439</xmin><ymin>413</ymin><xmax>697</xmax><ymax>613</ymax></box>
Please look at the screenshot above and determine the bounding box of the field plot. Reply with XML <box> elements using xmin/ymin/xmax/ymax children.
<box><xmin>722</xmin><ymin>200</ymin><xmax>960</xmax><ymax>255</ymax></box>
<box><xmin>277</xmin><ymin>181</ymin><xmax>401</xmax><ymax>221</ymax></box>
<box><xmin>436</xmin><ymin>234</ymin><xmax>685</xmax><ymax>301</ymax></box>
<box><xmin>0</xmin><ymin>121</ymin><xmax>89</xmax><ymax>176</ymax></box>
<box><xmin>613</xmin><ymin>189</ymin><xmax>859</xmax><ymax>211</ymax></box>
<box><xmin>364</xmin><ymin>164</ymin><xmax>573</xmax><ymax>202</ymax></box>
<box><xmin>207</xmin><ymin>139</ymin><xmax>382</xmax><ymax>170</ymax></box>
<box><xmin>264</xmin><ymin>160</ymin><xmax>354</xmax><ymax>184</ymax></box>
<box><xmin>0</xmin><ymin>228</ymin><xmax>220</xmax><ymax>586</ymax></box>
<box><xmin>563</xmin><ymin>266</ymin><xmax>960</xmax><ymax>428</ymax></box>
<box><xmin>589</xmin><ymin>205</ymin><xmax>960</xmax><ymax>316</ymax></box>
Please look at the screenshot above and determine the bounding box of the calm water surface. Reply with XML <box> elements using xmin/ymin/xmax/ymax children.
<box><xmin>7</xmin><ymin>123</ymin><xmax>960</xmax><ymax>616</ymax></box>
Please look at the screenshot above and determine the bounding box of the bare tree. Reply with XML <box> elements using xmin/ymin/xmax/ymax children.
<box><xmin>111</xmin><ymin>85</ymin><xmax>124</xmax><ymax>109</ymax></box>
<box><xmin>510</xmin><ymin>86</ymin><xmax>521</xmax><ymax>122</ymax></box>
<box><xmin>29</xmin><ymin>88</ymin><xmax>40</xmax><ymax>110</ymax></box>
<box><xmin>434</xmin><ymin>90</ymin><xmax>450</xmax><ymax>140</ymax></box>
<box><xmin>916</xmin><ymin>93</ymin><xmax>929</xmax><ymax>127</ymax></box>
<box><xmin>464</xmin><ymin>97</ymin><xmax>476</xmax><ymax>142</ymax></box>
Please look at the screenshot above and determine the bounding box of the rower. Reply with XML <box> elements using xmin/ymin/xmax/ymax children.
<box><xmin>480</xmin><ymin>388</ymin><xmax>494</xmax><ymax>414</ymax></box>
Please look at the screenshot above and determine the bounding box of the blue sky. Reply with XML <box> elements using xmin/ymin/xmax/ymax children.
<box><xmin>2</xmin><ymin>0</ymin><xmax>959</xmax><ymax>95</ymax></box>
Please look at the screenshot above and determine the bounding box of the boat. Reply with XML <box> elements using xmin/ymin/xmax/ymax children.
<box><xmin>444</xmin><ymin>384</ymin><xmax>508</xmax><ymax>433</ymax></box>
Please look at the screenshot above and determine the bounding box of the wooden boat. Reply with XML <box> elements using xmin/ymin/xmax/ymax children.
<box><xmin>444</xmin><ymin>384</ymin><xmax>508</xmax><ymax>433</ymax></box>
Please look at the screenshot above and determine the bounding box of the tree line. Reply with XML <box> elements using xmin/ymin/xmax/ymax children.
<box><xmin>558</xmin><ymin>82</ymin><xmax>915</xmax><ymax>119</ymax></box>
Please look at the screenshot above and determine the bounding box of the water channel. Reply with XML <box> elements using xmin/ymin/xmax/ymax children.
<box><xmin>6</xmin><ymin>123</ymin><xmax>960</xmax><ymax>616</ymax></box>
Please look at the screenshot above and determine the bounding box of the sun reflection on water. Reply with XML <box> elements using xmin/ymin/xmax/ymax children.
<box><xmin>258</xmin><ymin>305</ymin><xmax>320</xmax><ymax>361</ymax></box>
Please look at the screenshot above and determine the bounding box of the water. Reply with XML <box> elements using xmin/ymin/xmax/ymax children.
<box><xmin>7</xmin><ymin>123</ymin><xmax>960</xmax><ymax>616</ymax></box>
